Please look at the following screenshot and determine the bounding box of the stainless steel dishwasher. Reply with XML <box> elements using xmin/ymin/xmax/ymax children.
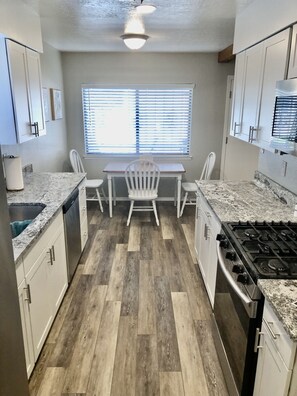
<box><xmin>63</xmin><ymin>188</ymin><xmax>81</xmax><ymax>282</ymax></box>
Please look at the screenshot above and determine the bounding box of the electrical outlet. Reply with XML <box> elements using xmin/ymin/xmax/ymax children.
<box><xmin>282</xmin><ymin>160</ymin><xmax>287</xmax><ymax>177</ymax></box>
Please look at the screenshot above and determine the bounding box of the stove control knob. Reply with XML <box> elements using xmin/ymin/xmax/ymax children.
<box><xmin>237</xmin><ymin>273</ymin><xmax>249</xmax><ymax>284</ymax></box>
<box><xmin>226</xmin><ymin>251</ymin><xmax>236</xmax><ymax>261</ymax></box>
<box><xmin>216</xmin><ymin>234</ymin><xmax>226</xmax><ymax>241</ymax></box>
<box><xmin>219</xmin><ymin>240</ymin><xmax>229</xmax><ymax>249</ymax></box>
<box><xmin>232</xmin><ymin>264</ymin><xmax>244</xmax><ymax>273</ymax></box>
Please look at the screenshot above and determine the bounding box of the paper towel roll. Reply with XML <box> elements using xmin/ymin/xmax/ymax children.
<box><xmin>4</xmin><ymin>156</ymin><xmax>24</xmax><ymax>191</ymax></box>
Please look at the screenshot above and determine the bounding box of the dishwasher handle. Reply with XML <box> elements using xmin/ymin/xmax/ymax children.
<box><xmin>63</xmin><ymin>188</ymin><xmax>79</xmax><ymax>213</ymax></box>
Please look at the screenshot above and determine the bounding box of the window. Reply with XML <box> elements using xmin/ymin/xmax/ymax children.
<box><xmin>82</xmin><ymin>84</ymin><xmax>193</xmax><ymax>156</ymax></box>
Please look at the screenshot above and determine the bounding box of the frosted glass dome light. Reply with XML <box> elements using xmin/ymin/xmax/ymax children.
<box><xmin>121</xmin><ymin>34</ymin><xmax>149</xmax><ymax>50</ymax></box>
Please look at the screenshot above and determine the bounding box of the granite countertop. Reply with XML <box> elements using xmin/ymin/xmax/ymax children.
<box><xmin>7</xmin><ymin>172</ymin><xmax>85</xmax><ymax>266</ymax></box>
<box><xmin>196</xmin><ymin>172</ymin><xmax>297</xmax><ymax>341</ymax></box>
<box><xmin>258</xmin><ymin>280</ymin><xmax>297</xmax><ymax>341</ymax></box>
<box><xmin>195</xmin><ymin>179</ymin><xmax>296</xmax><ymax>223</ymax></box>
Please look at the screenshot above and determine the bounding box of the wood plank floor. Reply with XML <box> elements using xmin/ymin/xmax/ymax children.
<box><xmin>29</xmin><ymin>202</ymin><xmax>228</xmax><ymax>396</ymax></box>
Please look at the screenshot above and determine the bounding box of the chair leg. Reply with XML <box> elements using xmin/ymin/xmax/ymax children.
<box><xmin>96</xmin><ymin>188</ymin><xmax>104</xmax><ymax>213</ymax></box>
<box><xmin>152</xmin><ymin>200</ymin><xmax>159</xmax><ymax>226</ymax></box>
<box><xmin>127</xmin><ymin>200</ymin><xmax>134</xmax><ymax>226</ymax></box>
<box><xmin>180</xmin><ymin>192</ymin><xmax>188</xmax><ymax>217</ymax></box>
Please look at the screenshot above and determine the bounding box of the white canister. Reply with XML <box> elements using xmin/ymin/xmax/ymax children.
<box><xmin>3</xmin><ymin>156</ymin><xmax>24</xmax><ymax>191</ymax></box>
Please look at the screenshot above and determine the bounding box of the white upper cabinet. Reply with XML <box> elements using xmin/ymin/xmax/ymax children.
<box><xmin>288</xmin><ymin>24</ymin><xmax>297</xmax><ymax>78</ymax></box>
<box><xmin>230</xmin><ymin>51</ymin><xmax>246</xmax><ymax>139</ymax></box>
<box><xmin>6</xmin><ymin>39</ymin><xmax>46</xmax><ymax>143</ymax></box>
<box><xmin>230</xmin><ymin>28</ymin><xmax>290</xmax><ymax>150</ymax></box>
<box><xmin>257</xmin><ymin>29</ymin><xmax>291</xmax><ymax>147</ymax></box>
<box><xmin>240</xmin><ymin>43</ymin><xmax>264</xmax><ymax>143</ymax></box>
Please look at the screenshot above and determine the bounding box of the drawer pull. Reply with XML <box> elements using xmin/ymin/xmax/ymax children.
<box><xmin>51</xmin><ymin>245</ymin><xmax>56</xmax><ymax>261</ymax></box>
<box><xmin>24</xmin><ymin>284</ymin><xmax>32</xmax><ymax>304</ymax></box>
<box><xmin>263</xmin><ymin>318</ymin><xmax>279</xmax><ymax>339</ymax></box>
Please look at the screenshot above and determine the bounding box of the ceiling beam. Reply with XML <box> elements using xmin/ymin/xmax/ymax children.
<box><xmin>218</xmin><ymin>45</ymin><xmax>235</xmax><ymax>63</ymax></box>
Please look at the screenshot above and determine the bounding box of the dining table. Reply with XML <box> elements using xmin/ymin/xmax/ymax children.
<box><xmin>103</xmin><ymin>161</ymin><xmax>186</xmax><ymax>218</ymax></box>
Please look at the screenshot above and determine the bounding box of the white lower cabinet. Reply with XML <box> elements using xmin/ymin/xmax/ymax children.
<box><xmin>195</xmin><ymin>192</ymin><xmax>221</xmax><ymax>307</ymax></box>
<box><xmin>18</xmin><ymin>278</ymin><xmax>35</xmax><ymax>378</ymax></box>
<box><xmin>21</xmin><ymin>210</ymin><xmax>68</xmax><ymax>374</ymax></box>
<box><xmin>254</xmin><ymin>301</ymin><xmax>297</xmax><ymax>396</ymax></box>
<box><xmin>26</xmin><ymin>250</ymin><xmax>53</xmax><ymax>359</ymax></box>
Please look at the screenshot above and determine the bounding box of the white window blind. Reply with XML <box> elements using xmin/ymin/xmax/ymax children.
<box><xmin>82</xmin><ymin>85</ymin><xmax>193</xmax><ymax>155</ymax></box>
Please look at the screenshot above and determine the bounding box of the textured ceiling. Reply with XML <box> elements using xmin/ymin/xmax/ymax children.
<box><xmin>24</xmin><ymin>0</ymin><xmax>255</xmax><ymax>52</ymax></box>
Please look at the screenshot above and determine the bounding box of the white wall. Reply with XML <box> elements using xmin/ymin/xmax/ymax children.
<box><xmin>62</xmin><ymin>52</ymin><xmax>234</xmax><ymax>197</ymax></box>
<box><xmin>0</xmin><ymin>0</ymin><xmax>42</xmax><ymax>52</ymax></box>
<box><xmin>2</xmin><ymin>42</ymin><xmax>68</xmax><ymax>172</ymax></box>
<box><xmin>258</xmin><ymin>150</ymin><xmax>297</xmax><ymax>195</ymax></box>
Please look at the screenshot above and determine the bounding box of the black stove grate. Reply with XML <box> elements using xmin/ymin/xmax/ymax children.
<box><xmin>223</xmin><ymin>221</ymin><xmax>297</xmax><ymax>280</ymax></box>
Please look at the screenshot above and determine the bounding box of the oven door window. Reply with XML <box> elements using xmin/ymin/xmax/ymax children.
<box><xmin>214</xmin><ymin>263</ymin><xmax>259</xmax><ymax>394</ymax></box>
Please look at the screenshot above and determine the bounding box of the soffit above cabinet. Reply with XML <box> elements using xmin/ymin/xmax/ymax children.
<box><xmin>234</xmin><ymin>0</ymin><xmax>297</xmax><ymax>53</ymax></box>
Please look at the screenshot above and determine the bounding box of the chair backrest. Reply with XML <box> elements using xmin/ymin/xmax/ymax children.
<box><xmin>200</xmin><ymin>152</ymin><xmax>216</xmax><ymax>180</ymax></box>
<box><xmin>125</xmin><ymin>160</ymin><xmax>160</xmax><ymax>194</ymax></box>
<box><xmin>69</xmin><ymin>149</ymin><xmax>85</xmax><ymax>173</ymax></box>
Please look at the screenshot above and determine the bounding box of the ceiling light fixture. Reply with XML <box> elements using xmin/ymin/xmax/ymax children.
<box><xmin>121</xmin><ymin>33</ymin><xmax>149</xmax><ymax>50</ymax></box>
<box><xmin>136</xmin><ymin>0</ymin><xmax>156</xmax><ymax>14</ymax></box>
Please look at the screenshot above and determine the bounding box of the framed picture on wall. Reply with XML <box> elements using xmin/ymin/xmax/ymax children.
<box><xmin>50</xmin><ymin>88</ymin><xmax>63</xmax><ymax>120</ymax></box>
<box><xmin>42</xmin><ymin>88</ymin><xmax>50</xmax><ymax>122</ymax></box>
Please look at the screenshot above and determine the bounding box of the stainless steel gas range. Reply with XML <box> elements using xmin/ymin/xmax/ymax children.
<box><xmin>213</xmin><ymin>221</ymin><xmax>297</xmax><ymax>396</ymax></box>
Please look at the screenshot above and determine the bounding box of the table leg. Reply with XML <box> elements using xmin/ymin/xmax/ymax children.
<box><xmin>112</xmin><ymin>178</ymin><xmax>117</xmax><ymax>206</ymax></box>
<box><xmin>177</xmin><ymin>175</ymin><xmax>181</xmax><ymax>218</ymax></box>
<box><xmin>108</xmin><ymin>175</ymin><xmax>113</xmax><ymax>218</ymax></box>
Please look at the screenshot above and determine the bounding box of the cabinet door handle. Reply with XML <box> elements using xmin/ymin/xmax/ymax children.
<box><xmin>254</xmin><ymin>327</ymin><xmax>264</xmax><ymax>352</ymax></box>
<box><xmin>24</xmin><ymin>284</ymin><xmax>32</xmax><ymax>304</ymax></box>
<box><xmin>30</xmin><ymin>122</ymin><xmax>39</xmax><ymax>137</ymax></box>
<box><xmin>204</xmin><ymin>223</ymin><xmax>208</xmax><ymax>240</ymax></box>
<box><xmin>48</xmin><ymin>248</ymin><xmax>53</xmax><ymax>265</ymax></box>
<box><xmin>51</xmin><ymin>245</ymin><xmax>56</xmax><ymax>261</ymax></box>
<box><xmin>234</xmin><ymin>122</ymin><xmax>240</xmax><ymax>135</ymax></box>
<box><xmin>263</xmin><ymin>318</ymin><xmax>279</xmax><ymax>339</ymax></box>
<box><xmin>249</xmin><ymin>126</ymin><xmax>257</xmax><ymax>142</ymax></box>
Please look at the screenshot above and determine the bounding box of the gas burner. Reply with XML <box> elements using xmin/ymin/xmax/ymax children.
<box><xmin>244</xmin><ymin>229</ymin><xmax>259</xmax><ymax>239</ymax></box>
<box><xmin>223</xmin><ymin>221</ymin><xmax>297</xmax><ymax>280</ymax></box>
<box><xmin>267</xmin><ymin>259</ymin><xmax>287</xmax><ymax>272</ymax></box>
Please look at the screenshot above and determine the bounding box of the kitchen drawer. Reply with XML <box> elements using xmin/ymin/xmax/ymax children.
<box><xmin>16</xmin><ymin>261</ymin><xmax>25</xmax><ymax>287</ymax></box>
<box><xmin>81</xmin><ymin>216</ymin><xmax>88</xmax><ymax>250</ymax></box>
<box><xmin>199</xmin><ymin>193</ymin><xmax>220</xmax><ymax>233</ymax></box>
<box><xmin>23</xmin><ymin>210</ymin><xmax>63</xmax><ymax>276</ymax></box>
<box><xmin>263</xmin><ymin>302</ymin><xmax>296</xmax><ymax>369</ymax></box>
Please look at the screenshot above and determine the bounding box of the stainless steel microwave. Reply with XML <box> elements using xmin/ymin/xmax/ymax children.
<box><xmin>271</xmin><ymin>79</ymin><xmax>297</xmax><ymax>155</ymax></box>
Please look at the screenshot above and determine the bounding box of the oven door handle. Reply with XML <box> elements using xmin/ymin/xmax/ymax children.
<box><xmin>216</xmin><ymin>243</ymin><xmax>254</xmax><ymax>306</ymax></box>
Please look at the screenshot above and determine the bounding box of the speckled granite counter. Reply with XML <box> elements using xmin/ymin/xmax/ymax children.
<box><xmin>7</xmin><ymin>172</ymin><xmax>85</xmax><ymax>266</ymax></box>
<box><xmin>258</xmin><ymin>280</ymin><xmax>297</xmax><ymax>341</ymax></box>
<box><xmin>195</xmin><ymin>172</ymin><xmax>297</xmax><ymax>341</ymax></box>
<box><xmin>195</xmin><ymin>177</ymin><xmax>297</xmax><ymax>223</ymax></box>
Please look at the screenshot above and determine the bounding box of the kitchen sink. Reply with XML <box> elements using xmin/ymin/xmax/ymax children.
<box><xmin>9</xmin><ymin>203</ymin><xmax>46</xmax><ymax>238</ymax></box>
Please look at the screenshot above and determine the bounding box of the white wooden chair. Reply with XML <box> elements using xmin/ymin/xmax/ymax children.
<box><xmin>125</xmin><ymin>159</ymin><xmax>160</xmax><ymax>226</ymax></box>
<box><xmin>69</xmin><ymin>149</ymin><xmax>105</xmax><ymax>212</ymax></box>
<box><xmin>180</xmin><ymin>152</ymin><xmax>216</xmax><ymax>216</ymax></box>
